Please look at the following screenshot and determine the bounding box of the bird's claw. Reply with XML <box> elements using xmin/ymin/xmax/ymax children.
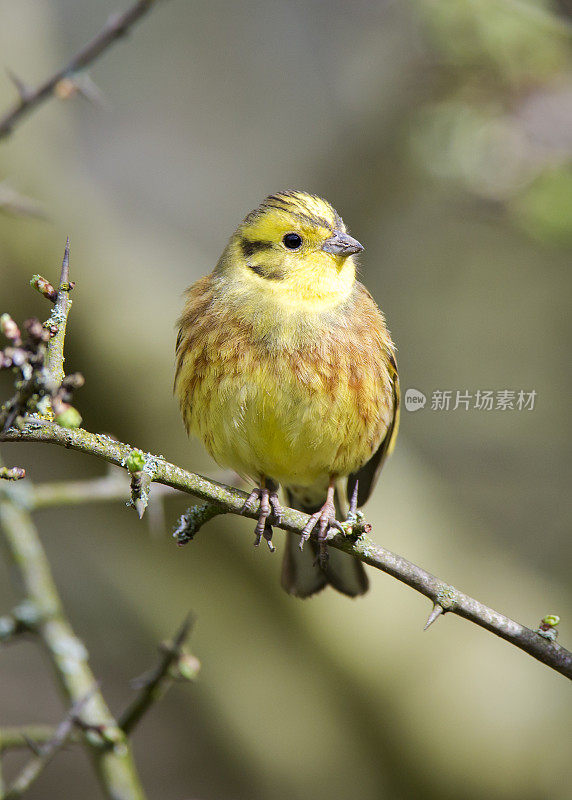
<box><xmin>299</xmin><ymin>497</ymin><xmax>342</xmax><ymax>566</ymax></box>
<box><xmin>241</xmin><ymin>485</ymin><xmax>282</xmax><ymax>552</ymax></box>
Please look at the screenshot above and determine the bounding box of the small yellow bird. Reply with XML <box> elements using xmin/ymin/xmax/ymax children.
<box><xmin>175</xmin><ymin>191</ymin><xmax>399</xmax><ymax>597</ymax></box>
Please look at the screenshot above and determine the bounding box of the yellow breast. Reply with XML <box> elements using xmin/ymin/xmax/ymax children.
<box><xmin>175</xmin><ymin>275</ymin><xmax>396</xmax><ymax>489</ymax></box>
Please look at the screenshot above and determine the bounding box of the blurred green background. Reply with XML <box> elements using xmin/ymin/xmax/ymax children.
<box><xmin>1</xmin><ymin>0</ymin><xmax>572</xmax><ymax>798</ymax></box>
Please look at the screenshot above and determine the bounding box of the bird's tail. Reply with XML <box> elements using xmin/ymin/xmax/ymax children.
<box><xmin>280</xmin><ymin>487</ymin><xmax>369</xmax><ymax>598</ymax></box>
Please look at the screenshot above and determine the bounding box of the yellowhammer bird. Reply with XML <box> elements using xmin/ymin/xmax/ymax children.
<box><xmin>175</xmin><ymin>191</ymin><xmax>399</xmax><ymax>597</ymax></box>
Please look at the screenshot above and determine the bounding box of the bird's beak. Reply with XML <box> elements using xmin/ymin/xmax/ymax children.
<box><xmin>321</xmin><ymin>231</ymin><xmax>364</xmax><ymax>256</ymax></box>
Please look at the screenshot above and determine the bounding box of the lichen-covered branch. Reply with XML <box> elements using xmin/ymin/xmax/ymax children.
<box><xmin>0</xmin><ymin>261</ymin><xmax>148</xmax><ymax>797</ymax></box>
<box><xmin>0</xmin><ymin>244</ymin><xmax>83</xmax><ymax>434</ymax></box>
<box><xmin>0</xmin><ymin>0</ymin><xmax>162</xmax><ymax>140</ymax></box>
<box><xmin>3</xmin><ymin>417</ymin><xmax>571</xmax><ymax>681</ymax></box>
<box><xmin>0</xmin><ymin>481</ymin><xmax>147</xmax><ymax>800</ymax></box>
<box><xmin>44</xmin><ymin>238</ymin><xmax>72</xmax><ymax>388</ymax></box>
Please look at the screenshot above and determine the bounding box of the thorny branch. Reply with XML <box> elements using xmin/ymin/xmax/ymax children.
<box><xmin>0</xmin><ymin>250</ymin><xmax>147</xmax><ymax>799</ymax></box>
<box><xmin>1</xmin><ymin>243</ymin><xmax>571</xmax><ymax>695</ymax></box>
<box><xmin>0</xmin><ymin>615</ymin><xmax>198</xmax><ymax>759</ymax></box>
<box><xmin>3</xmin><ymin>691</ymin><xmax>94</xmax><ymax>800</ymax></box>
<box><xmin>120</xmin><ymin>615</ymin><xmax>199</xmax><ymax>735</ymax></box>
<box><xmin>0</xmin><ymin>241</ymin><xmax>83</xmax><ymax>435</ymax></box>
<box><xmin>0</xmin><ymin>454</ymin><xmax>147</xmax><ymax>800</ymax></box>
<box><xmin>0</xmin><ymin>0</ymin><xmax>162</xmax><ymax>140</ymax></box>
<box><xmin>5</xmin><ymin>416</ymin><xmax>571</xmax><ymax>680</ymax></box>
<box><xmin>0</xmin><ymin>726</ymin><xmax>78</xmax><ymax>752</ymax></box>
<box><xmin>0</xmin><ymin>245</ymin><xmax>200</xmax><ymax>799</ymax></box>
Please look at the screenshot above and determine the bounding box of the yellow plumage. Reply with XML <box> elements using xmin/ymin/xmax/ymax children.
<box><xmin>175</xmin><ymin>191</ymin><xmax>399</xmax><ymax>597</ymax></box>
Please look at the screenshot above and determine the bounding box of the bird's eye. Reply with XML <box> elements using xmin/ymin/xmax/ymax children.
<box><xmin>283</xmin><ymin>233</ymin><xmax>302</xmax><ymax>250</ymax></box>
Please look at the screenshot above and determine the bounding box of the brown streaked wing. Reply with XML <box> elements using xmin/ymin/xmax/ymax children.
<box><xmin>346</xmin><ymin>353</ymin><xmax>400</xmax><ymax>508</ymax></box>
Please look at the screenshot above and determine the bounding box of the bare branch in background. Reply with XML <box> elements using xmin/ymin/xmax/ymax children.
<box><xmin>0</xmin><ymin>615</ymin><xmax>200</xmax><ymax>753</ymax></box>
<box><xmin>0</xmin><ymin>477</ymin><xmax>147</xmax><ymax>799</ymax></box>
<box><xmin>0</xmin><ymin>0</ymin><xmax>162</xmax><ymax>140</ymax></box>
<box><xmin>20</xmin><ymin>469</ymin><xmax>177</xmax><ymax>510</ymax></box>
<box><xmin>0</xmin><ymin>725</ymin><xmax>78</xmax><ymax>752</ymax></box>
<box><xmin>0</xmin><ymin>182</ymin><xmax>46</xmax><ymax>219</ymax></box>
<box><xmin>0</xmin><ymin>255</ymin><xmax>148</xmax><ymax>799</ymax></box>
<box><xmin>3</xmin><ymin>691</ymin><xmax>95</xmax><ymax>800</ymax></box>
<box><xmin>120</xmin><ymin>615</ymin><xmax>199</xmax><ymax>735</ymax></box>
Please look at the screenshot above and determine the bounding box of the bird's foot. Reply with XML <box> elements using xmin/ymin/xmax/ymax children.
<box><xmin>299</xmin><ymin>496</ymin><xmax>344</xmax><ymax>567</ymax></box>
<box><xmin>241</xmin><ymin>484</ymin><xmax>282</xmax><ymax>552</ymax></box>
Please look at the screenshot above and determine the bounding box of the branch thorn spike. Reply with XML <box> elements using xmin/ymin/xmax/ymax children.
<box><xmin>424</xmin><ymin>603</ymin><xmax>444</xmax><ymax>631</ymax></box>
<box><xmin>61</xmin><ymin>237</ymin><xmax>71</xmax><ymax>286</ymax></box>
<box><xmin>134</xmin><ymin>498</ymin><xmax>146</xmax><ymax>519</ymax></box>
<box><xmin>349</xmin><ymin>479</ymin><xmax>359</xmax><ymax>518</ymax></box>
<box><xmin>7</xmin><ymin>69</ymin><xmax>31</xmax><ymax>101</ymax></box>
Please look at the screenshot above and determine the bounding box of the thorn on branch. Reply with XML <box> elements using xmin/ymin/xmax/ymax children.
<box><xmin>424</xmin><ymin>603</ymin><xmax>444</xmax><ymax>631</ymax></box>
<box><xmin>3</xmin><ymin>688</ymin><xmax>96</xmax><ymax>799</ymax></box>
<box><xmin>129</xmin><ymin>471</ymin><xmax>152</xmax><ymax>519</ymax></box>
<box><xmin>0</xmin><ymin>0</ymin><xmax>163</xmax><ymax>141</ymax></box>
<box><xmin>0</xmin><ymin>726</ymin><xmax>68</xmax><ymax>753</ymax></box>
<box><xmin>6</xmin><ymin>69</ymin><xmax>31</xmax><ymax>102</ymax></box>
<box><xmin>126</xmin><ymin>450</ymin><xmax>157</xmax><ymax>518</ymax></box>
<box><xmin>0</xmin><ymin>182</ymin><xmax>46</xmax><ymax>219</ymax></box>
<box><xmin>120</xmin><ymin>614</ymin><xmax>198</xmax><ymax>735</ymax></box>
<box><xmin>60</xmin><ymin>237</ymin><xmax>70</xmax><ymax>285</ymax></box>
<box><xmin>173</xmin><ymin>502</ymin><xmax>226</xmax><ymax>545</ymax></box>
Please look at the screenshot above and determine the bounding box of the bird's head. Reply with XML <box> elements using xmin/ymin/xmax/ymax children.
<box><xmin>218</xmin><ymin>191</ymin><xmax>363</xmax><ymax>312</ymax></box>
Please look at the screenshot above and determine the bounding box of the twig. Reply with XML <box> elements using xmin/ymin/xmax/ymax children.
<box><xmin>0</xmin><ymin>478</ymin><xmax>147</xmax><ymax>800</ymax></box>
<box><xmin>0</xmin><ymin>0</ymin><xmax>162</xmax><ymax>140</ymax></box>
<box><xmin>3</xmin><ymin>417</ymin><xmax>571</xmax><ymax>681</ymax></box>
<box><xmin>20</xmin><ymin>472</ymin><xmax>177</xmax><ymax>510</ymax></box>
<box><xmin>0</xmin><ymin>725</ymin><xmax>76</xmax><ymax>752</ymax></box>
<box><xmin>0</xmin><ymin>600</ymin><xmax>42</xmax><ymax>643</ymax></box>
<box><xmin>119</xmin><ymin>615</ymin><xmax>198</xmax><ymax>735</ymax></box>
<box><xmin>44</xmin><ymin>238</ymin><xmax>72</xmax><ymax>388</ymax></box>
<box><xmin>0</xmin><ymin>181</ymin><xmax>46</xmax><ymax>219</ymax></box>
<box><xmin>3</xmin><ymin>690</ymin><xmax>94</xmax><ymax>799</ymax></box>
<box><xmin>0</xmin><ymin>248</ymin><xmax>147</xmax><ymax>797</ymax></box>
<box><xmin>1</xmin><ymin>245</ymin><xmax>571</xmax><ymax>686</ymax></box>
<box><xmin>173</xmin><ymin>503</ymin><xmax>226</xmax><ymax>545</ymax></box>
<box><xmin>0</xmin><ymin>308</ymin><xmax>83</xmax><ymax>435</ymax></box>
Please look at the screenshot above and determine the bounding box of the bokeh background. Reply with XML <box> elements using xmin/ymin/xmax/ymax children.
<box><xmin>1</xmin><ymin>1</ymin><xmax>572</xmax><ymax>798</ymax></box>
